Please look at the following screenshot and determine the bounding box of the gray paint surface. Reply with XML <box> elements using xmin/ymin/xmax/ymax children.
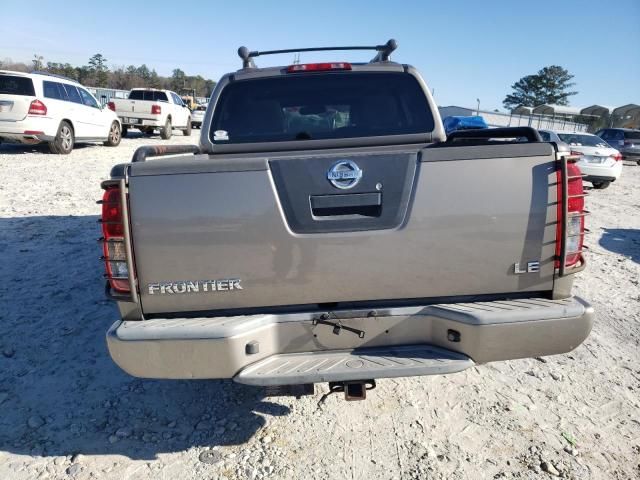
<box><xmin>127</xmin><ymin>143</ymin><xmax>558</xmax><ymax>315</ymax></box>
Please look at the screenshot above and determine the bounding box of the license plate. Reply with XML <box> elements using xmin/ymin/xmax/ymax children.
<box><xmin>586</xmin><ymin>156</ymin><xmax>604</xmax><ymax>164</ymax></box>
<box><xmin>128</xmin><ymin>118</ymin><xmax>139</xmax><ymax>124</ymax></box>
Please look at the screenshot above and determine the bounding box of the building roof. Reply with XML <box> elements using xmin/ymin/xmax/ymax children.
<box><xmin>611</xmin><ymin>104</ymin><xmax>640</xmax><ymax>117</ymax></box>
<box><xmin>580</xmin><ymin>105</ymin><xmax>614</xmax><ymax>116</ymax></box>
<box><xmin>532</xmin><ymin>104</ymin><xmax>582</xmax><ymax>116</ymax></box>
<box><xmin>511</xmin><ymin>106</ymin><xmax>532</xmax><ymax>115</ymax></box>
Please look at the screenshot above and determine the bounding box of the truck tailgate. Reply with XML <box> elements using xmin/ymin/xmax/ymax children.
<box><xmin>127</xmin><ymin>143</ymin><xmax>558</xmax><ymax>315</ymax></box>
<box><xmin>113</xmin><ymin>99</ymin><xmax>160</xmax><ymax>118</ymax></box>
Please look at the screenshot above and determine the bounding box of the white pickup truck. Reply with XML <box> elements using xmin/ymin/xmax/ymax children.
<box><xmin>108</xmin><ymin>88</ymin><xmax>192</xmax><ymax>139</ymax></box>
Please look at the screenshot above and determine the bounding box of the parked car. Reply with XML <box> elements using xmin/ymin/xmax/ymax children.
<box><xmin>539</xmin><ymin>130</ymin><xmax>622</xmax><ymax>189</ymax></box>
<box><xmin>108</xmin><ymin>88</ymin><xmax>191</xmax><ymax>139</ymax></box>
<box><xmin>191</xmin><ymin>104</ymin><xmax>207</xmax><ymax>129</ymax></box>
<box><xmin>0</xmin><ymin>70</ymin><xmax>121</xmax><ymax>154</ymax></box>
<box><xmin>100</xmin><ymin>40</ymin><xmax>592</xmax><ymax>401</ymax></box>
<box><xmin>594</xmin><ymin>128</ymin><xmax>640</xmax><ymax>164</ymax></box>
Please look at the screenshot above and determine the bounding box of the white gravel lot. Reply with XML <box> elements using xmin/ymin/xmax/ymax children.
<box><xmin>0</xmin><ymin>132</ymin><xmax>639</xmax><ymax>480</ymax></box>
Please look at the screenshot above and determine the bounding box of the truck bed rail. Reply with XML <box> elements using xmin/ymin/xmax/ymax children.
<box><xmin>131</xmin><ymin>144</ymin><xmax>200</xmax><ymax>163</ymax></box>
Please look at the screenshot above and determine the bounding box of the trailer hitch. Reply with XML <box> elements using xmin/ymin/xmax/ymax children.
<box><xmin>317</xmin><ymin>380</ymin><xmax>377</xmax><ymax>404</ymax></box>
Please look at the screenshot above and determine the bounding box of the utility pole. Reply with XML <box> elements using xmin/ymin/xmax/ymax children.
<box><xmin>476</xmin><ymin>98</ymin><xmax>480</xmax><ymax>115</ymax></box>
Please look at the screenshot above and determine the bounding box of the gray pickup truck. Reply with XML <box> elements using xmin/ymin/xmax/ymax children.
<box><xmin>100</xmin><ymin>40</ymin><xmax>593</xmax><ymax>400</ymax></box>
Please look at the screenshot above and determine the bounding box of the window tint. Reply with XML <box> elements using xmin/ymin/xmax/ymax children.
<box><xmin>210</xmin><ymin>72</ymin><xmax>435</xmax><ymax>144</ymax></box>
<box><xmin>171</xmin><ymin>93</ymin><xmax>183</xmax><ymax>105</ymax></box>
<box><xmin>0</xmin><ymin>74</ymin><xmax>35</xmax><ymax>96</ymax></box>
<box><xmin>623</xmin><ymin>131</ymin><xmax>640</xmax><ymax>140</ymax></box>
<box><xmin>43</xmin><ymin>81</ymin><xmax>69</xmax><ymax>101</ymax></box>
<box><xmin>612</xmin><ymin>130</ymin><xmax>624</xmax><ymax>140</ymax></box>
<box><xmin>128</xmin><ymin>90</ymin><xmax>168</xmax><ymax>102</ymax></box>
<box><xmin>596</xmin><ymin>130</ymin><xmax>609</xmax><ymax>139</ymax></box>
<box><xmin>78</xmin><ymin>88</ymin><xmax>99</xmax><ymax>108</ymax></box>
<box><xmin>538</xmin><ymin>131</ymin><xmax>551</xmax><ymax>141</ymax></box>
<box><xmin>64</xmin><ymin>84</ymin><xmax>83</xmax><ymax>104</ymax></box>
<box><xmin>43</xmin><ymin>81</ymin><xmax>60</xmax><ymax>99</ymax></box>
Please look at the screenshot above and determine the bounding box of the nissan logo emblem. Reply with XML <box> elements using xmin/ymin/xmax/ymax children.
<box><xmin>327</xmin><ymin>160</ymin><xmax>363</xmax><ymax>189</ymax></box>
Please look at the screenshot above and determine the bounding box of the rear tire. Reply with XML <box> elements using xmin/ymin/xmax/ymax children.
<box><xmin>104</xmin><ymin>121</ymin><xmax>121</xmax><ymax>147</ymax></box>
<box><xmin>182</xmin><ymin>118</ymin><xmax>192</xmax><ymax>136</ymax></box>
<box><xmin>48</xmin><ymin>121</ymin><xmax>74</xmax><ymax>154</ymax></box>
<box><xmin>592</xmin><ymin>181</ymin><xmax>610</xmax><ymax>189</ymax></box>
<box><xmin>160</xmin><ymin>118</ymin><xmax>172</xmax><ymax>140</ymax></box>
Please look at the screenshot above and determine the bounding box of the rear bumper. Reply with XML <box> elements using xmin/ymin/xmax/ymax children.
<box><xmin>118</xmin><ymin>116</ymin><xmax>163</xmax><ymax>127</ymax></box>
<box><xmin>106</xmin><ymin>296</ymin><xmax>594</xmax><ymax>382</ymax></box>
<box><xmin>0</xmin><ymin>117</ymin><xmax>57</xmax><ymax>143</ymax></box>
<box><xmin>577</xmin><ymin>160</ymin><xmax>622</xmax><ymax>180</ymax></box>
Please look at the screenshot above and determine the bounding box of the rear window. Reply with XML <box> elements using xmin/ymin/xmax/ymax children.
<box><xmin>558</xmin><ymin>133</ymin><xmax>609</xmax><ymax>148</ymax></box>
<box><xmin>210</xmin><ymin>72</ymin><xmax>434</xmax><ymax>144</ymax></box>
<box><xmin>128</xmin><ymin>90</ymin><xmax>168</xmax><ymax>102</ymax></box>
<box><xmin>0</xmin><ymin>74</ymin><xmax>35</xmax><ymax>96</ymax></box>
<box><xmin>624</xmin><ymin>131</ymin><xmax>640</xmax><ymax>140</ymax></box>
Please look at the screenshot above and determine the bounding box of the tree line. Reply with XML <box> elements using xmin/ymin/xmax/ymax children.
<box><xmin>0</xmin><ymin>53</ymin><xmax>217</xmax><ymax>97</ymax></box>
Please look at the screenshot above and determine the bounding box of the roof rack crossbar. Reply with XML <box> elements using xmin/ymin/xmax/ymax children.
<box><xmin>237</xmin><ymin>39</ymin><xmax>398</xmax><ymax>69</ymax></box>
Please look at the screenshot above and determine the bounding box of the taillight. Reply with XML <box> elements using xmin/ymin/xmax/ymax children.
<box><xmin>151</xmin><ymin>104</ymin><xmax>161</xmax><ymax>115</ymax></box>
<box><xmin>28</xmin><ymin>99</ymin><xmax>47</xmax><ymax>115</ymax></box>
<box><xmin>101</xmin><ymin>186</ymin><xmax>130</xmax><ymax>293</ymax></box>
<box><xmin>555</xmin><ymin>160</ymin><xmax>585</xmax><ymax>270</ymax></box>
<box><xmin>610</xmin><ymin>152</ymin><xmax>622</xmax><ymax>161</ymax></box>
<box><xmin>286</xmin><ymin>62</ymin><xmax>352</xmax><ymax>73</ymax></box>
<box><xmin>107</xmin><ymin>101</ymin><xmax>116</xmax><ymax>112</ymax></box>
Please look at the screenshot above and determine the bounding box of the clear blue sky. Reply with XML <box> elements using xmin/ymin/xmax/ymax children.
<box><xmin>1</xmin><ymin>0</ymin><xmax>638</xmax><ymax>111</ymax></box>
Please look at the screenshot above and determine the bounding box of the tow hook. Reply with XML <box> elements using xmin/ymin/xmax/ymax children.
<box><xmin>326</xmin><ymin>380</ymin><xmax>376</xmax><ymax>401</ymax></box>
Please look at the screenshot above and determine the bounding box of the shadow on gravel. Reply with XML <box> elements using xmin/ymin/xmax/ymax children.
<box><xmin>599</xmin><ymin>228</ymin><xmax>640</xmax><ymax>264</ymax></box>
<box><xmin>0</xmin><ymin>215</ymin><xmax>290</xmax><ymax>461</ymax></box>
<box><xmin>0</xmin><ymin>142</ymin><xmax>96</xmax><ymax>155</ymax></box>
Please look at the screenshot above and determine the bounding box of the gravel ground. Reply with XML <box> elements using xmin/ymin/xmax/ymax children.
<box><xmin>1</xmin><ymin>132</ymin><xmax>639</xmax><ymax>480</ymax></box>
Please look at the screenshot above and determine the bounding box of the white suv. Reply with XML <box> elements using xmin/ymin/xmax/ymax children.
<box><xmin>0</xmin><ymin>70</ymin><xmax>122</xmax><ymax>154</ymax></box>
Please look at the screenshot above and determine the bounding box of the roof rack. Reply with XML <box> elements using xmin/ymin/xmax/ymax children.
<box><xmin>31</xmin><ymin>71</ymin><xmax>77</xmax><ymax>83</ymax></box>
<box><xmin>237</xmin><ymin>38</ymin><xmax>398</xmax><ymax>69</ymax></box>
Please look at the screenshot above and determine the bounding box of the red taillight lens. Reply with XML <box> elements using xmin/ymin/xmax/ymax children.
<box><xmin>151</xmin><ymin>104</ymin><xmax>161</xmax><ymax>115</ymax></box>
<box><xmin>555</xmin><ymin>161</ymin><xmax>585</xmax><ymax>269</ymax></box>
<box><xmin>102</xmin><ymin>188</ymin><xmax>124</xmax><ymax>237</ymax></box>
<box><xmin>28</xmin><ymin>99</ymin><xmax>47</xmax><ymax>115</ymax></box>
<box><xmin>286</xmin><ymin>62</ymin><xmax>352</xmax><ymax>73</ymax></box>
<box><xmin>610</xmin><ymin>153</ymin><xmax>622</xmax><ymax>161</ymax></box>
<box><xmin>101</xmin><ymin>186</ymin><xmax>129</xmax><ymax>292</ymax></box>
<box><xmin>107</xmin><ymin>101</ymin><xmax>116</xmax><ymax>112</ymax></box>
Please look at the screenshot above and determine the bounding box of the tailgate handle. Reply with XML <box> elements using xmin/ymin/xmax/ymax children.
<box><xmin>310</xmin><ymin>193</ymin><xmax>381</xmax><ymax>218</ymax></box>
